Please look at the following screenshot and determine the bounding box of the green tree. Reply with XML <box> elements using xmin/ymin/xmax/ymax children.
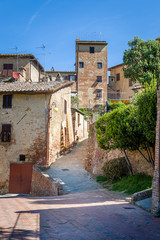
<box><xmin>96</xmin><ymin>105</ymin><xmax>141</xmax><ymax>175</ymax></box>
<box><xmin>123</xmin><ymin>36</ymin><xmax>160</xmax><ymax>85</ymax></box>
<box><xmin>132</xmin><ymin>81</ymin><xmax>157</xmax><ymax>167</ymax></box>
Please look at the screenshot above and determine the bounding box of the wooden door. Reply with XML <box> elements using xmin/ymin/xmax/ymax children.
<box><xmin>9</xmin><ymin>163</ymin><xmax>33</xmax><ymax>194</ymax></box>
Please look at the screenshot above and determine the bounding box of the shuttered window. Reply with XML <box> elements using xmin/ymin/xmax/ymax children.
<box><xmin>1</xmin><ymin>124</ymin><xmax>11</xmax><ymax>142</ymax></box>
<box><xmin>2</xmin><ymin>64</ymin><xmax>13</xmax><ymax>77</ymax></box>
<box><xmin>116</xmin><ymin>73</ymin><xmax>120</xmax><ymax>81</ymax></box>
<box><xmin>64</xmin><ymin>100</ymin><xmax>67</xmax><ymax>114</ymax></box>
<box><xmin>3</xmin><ymin>95</ymin><xmax>12</xmax><ymax>108</ymax></box>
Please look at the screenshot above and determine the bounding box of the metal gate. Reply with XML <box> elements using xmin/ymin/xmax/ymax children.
<box><xmin>9</xmin><ymin>163</ymin><xmax>33</xmax><ymax>194</ymax></box>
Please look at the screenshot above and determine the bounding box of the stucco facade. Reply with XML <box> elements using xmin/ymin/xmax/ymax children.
<box><xmin>0</xmin><ymin>81</ymin><xmax>73</xmax><ymax>194</ymax></box>
<box><xmin>0</xmin><ymin>54</ymin><xmax>44</xmax><ymax>83</ymax></box>
<box><xmin>108</xmin><ymin>64</ymin><xmax>133</xmax><ymax>100</ymax></box>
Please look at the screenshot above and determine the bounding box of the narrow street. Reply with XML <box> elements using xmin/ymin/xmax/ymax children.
<box><xmin>45</xmin><ymin>139</ymin><xmax>102</xmax><ymax>194</ymax></box>
<box><xmin>1</xmin><ymin>139</ymin><xmax>160</xmax><ymax>239</ymax></box>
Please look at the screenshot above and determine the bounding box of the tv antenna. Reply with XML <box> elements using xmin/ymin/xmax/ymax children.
<box><xmin>36</xmin><ymin>44</ymin><xmax>46</xmax><ymax>81</ymax></box>
<box><xmin>9</xmin><ymin>46</ymin><xmax>18</xmax><ymax>72</ymax></box>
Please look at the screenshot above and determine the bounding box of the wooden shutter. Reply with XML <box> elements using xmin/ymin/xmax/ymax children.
<box><xmin>2</xmin><ymin>124</ymin><xmax>11</xmax><ymax>142</ymax></box>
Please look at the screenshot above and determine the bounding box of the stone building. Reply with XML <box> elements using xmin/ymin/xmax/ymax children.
<box><xmin>0</xmin><ymin>80</ymin><xmax>73</xmax><ymax>194</ymax></box>
<box><xmin>47</xmin><ymin>39</ymin><xmax>108</xmax><ymax>108</ymax></box>
<box><xmin>71</xmin><ymin>108</ymin><xmax>88</xmax><ymax>141</ymax></box>
<box><xmin>46</xmin><ymin>70</ymin><xmax>77</xmax><ymax>95</ymax></box>
<box><xmin>108</xmin><ymin>63</ymin><xmax>142</xmax><ymax>101</ymax></box>
<box><xmin>0</xmin><ymin>54</ymin><xmax>44</xmax><ymax>83</ymax></box>
<box><xmin>76</xmin><ymin>39</ymin><xmax>108</xmax><ymax>108</ymax></box>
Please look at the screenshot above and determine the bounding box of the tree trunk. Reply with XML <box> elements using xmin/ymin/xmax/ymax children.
<box><xmin>123</xmin><ymin>149</ymin><xmax>133</xmax><ymax>175</ymax></box>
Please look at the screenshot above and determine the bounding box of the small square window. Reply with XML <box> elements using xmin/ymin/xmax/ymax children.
<box><xmin>3</xmin><ymin>95</ymin><xmax>12</xmax><ymax>109</ymax></box>
<box><xmin>96</xmin><ymin>90</ymin><xmax>102</xmax><ymax>98</ymax></box>
<box><xmin>19</xmin><ymin>155</ymin><xmax>25</xmax><ymax>161</ymax></box>
<box><xmin>70</xmin><ymin>75</ymin><xmax>76</xmax><ymax>81</ymax></box>
<box><xmin>79</xmin><ymin>62</ymin><xmax>84</xmax><ymax>68</ymax></box>
<box><xmin>1</xmin><ymin>124</ymin><xmax>11</xmax><ymax>142</ymax></box>
<box><xmin>97</xmin><ymin>62</ymin><xmax>102</xmax><ymax>69</ymax></box>
<box><xmin>90</xmin><ymin>47</ymin><xmax>94</xmax><ymax>53</ymax></box>
<box><xmin>97</xmin><ymin>76</ymin><xmax>102</xmax><ymax>82</ymax></box>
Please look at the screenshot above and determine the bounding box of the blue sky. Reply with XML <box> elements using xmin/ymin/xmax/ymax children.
<box><xmin>0</xmin><ymin>0</ymin><xmax>160</xmax><ymax>71</ymax></box>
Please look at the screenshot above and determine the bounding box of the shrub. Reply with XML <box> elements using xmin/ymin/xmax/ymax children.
<box><xmin>110</xmin><ymin>102</ymin><xmax>126</xmax><ymax>110</ymax></box>
<box><xmin>102</xmin><ymin>157</ymin><xmax>129</xmax><ymax>181</ymax></box>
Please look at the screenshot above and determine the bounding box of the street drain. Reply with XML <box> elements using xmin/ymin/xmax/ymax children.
<box><xmin>62</xmin><ymin>169</ymin><xmax>69</xmax><ymax>171</ymax></box>
<box><xmin>123</xmin><ymin>207</ymin><xmax>135</xmax><ymax>209</ymax></box>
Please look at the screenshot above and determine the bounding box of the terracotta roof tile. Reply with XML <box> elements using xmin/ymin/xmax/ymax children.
<box><xmin>0</xmin><ymin>81</ymin><xmax>72</xmax><ymax>93</ymax></box>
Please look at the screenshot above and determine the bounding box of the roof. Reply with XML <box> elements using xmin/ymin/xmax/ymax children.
<box><xmin>108</xmin><ymin>63</ymin><xmax>124</xmax><ymax>71</ymax></box>
<box><xmin>71</xmin><ymin>108</ymin><xmax>85</xmax><ymax>115</ymax></box>
<box><xmin>46</xmin><ymin>70</ymin><xmax>76</xmax><ymax>74</ymax></box>
<box><xmin>76</xmin><ymin>40</ymin><xmax>107</xmax><ymax>45</ymax></box>
<box><xmin>156</xmin><ymin>36</ymin><xmax>160</xmax><ymax>41</ymax></box>
<box><xmin>0</xmin><ymin>54</ymin><xmax>44</xmax><ymax>71</ymax></box>
<box><xmin>0</xmin><ymin>81</ymin><xmax>72</xmax><ymax>94</ymax></box>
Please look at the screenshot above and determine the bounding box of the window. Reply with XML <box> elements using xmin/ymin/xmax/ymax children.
<box><xmin>97</xmin><ymin>62</ymin><xmax>102</xmax><ymax>69</ymax></box>
<box><xmin>129</xmin><ymin>79</ymin><xmax>133</xmax><ymax>87</ymax></box>
<box><xmin>70</xmin><ymin>75</ymin><xmax>76</xmax><ymax>81</ymax></box>
<box><xmin>2</xmin><ymin>64</ymin><xmax>13</xmax><ymax>77</ymax></box>
<box><xmin>97</xmin><ymin>76</ymin><xmax>102</xmax><ymax>82</ymax></box>
<box><xmin>78</xmin><ymin>113</ymin><xmax>80</xmax><ymax>126</ymax></box>
<box><xmin>64</xmin><ymin>100</ymin><xmax>67</xmax><ymax>114</ymax></box>
<box><xmin>3</xmin><ymin>95</ymin><xmax>12</xmax><ymax>108</ymax></box>
<box><xmin>116</xmin><ymin>73</ymin><xmax>120</xmax><ymax>81</ymax></box>
<box><xmin>90</xmin><ymin>47</ymin><xmax>94</xmax><ymax>53</ymax></box>
<box><xmin>79</xmin><ymin>62</ymin><xmax>84</xmax><ymax>68</ymax></box>
<box><xmin>96</xmin><ymin>90</ymin><xmax>102</xmax><ymax>98</ymax></box>
<box><xmin>1</xmin><ymin>124</ymin><xmax>11</xmax><ymax>142</ymax></box>
<box><xmin>19</xmin><ymin>155</ymin><xmax>25</xmax><ymax>161</ymax></box>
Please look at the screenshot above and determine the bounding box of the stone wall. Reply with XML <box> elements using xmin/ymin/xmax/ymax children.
<box><xmin>86</xmin><ymin>124</ymin><xmax>153</xmax><ymax>176</ymax></box>
<box><xmin>151</xmin><ymin>91</ymin><xmax>160</xmax><ymax>214</ymax></box>
<box><xmin>30</xmin><ymin>167</ymin><xmax>63</xmax><ymax>197</ymax></box>
<box><xmin>0</xmin><ymin>56</ymin><xmax>41</xmax><ymax>82</ymax></box>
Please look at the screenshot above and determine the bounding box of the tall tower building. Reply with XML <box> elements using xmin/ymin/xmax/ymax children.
<box><xmin>76</xmin><ymin>39</ymin><xmax>108</xmax><ymax>108</ymax></box>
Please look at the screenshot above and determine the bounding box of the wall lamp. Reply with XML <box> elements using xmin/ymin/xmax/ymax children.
<box><xmin>51</xmin><ymin>102</ymin><xmax>58</xmax><ymax>112</ymax></box>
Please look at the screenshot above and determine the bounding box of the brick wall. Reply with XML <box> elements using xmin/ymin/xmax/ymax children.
<box><xmin>30</xmin><ymin>167</ymin><xmax>63</xmax><ymax>197</ymax></box>
<box><xmin>86</xmin><ymin>124</ymin><xmax>153</xmax><ymax>176</ymax></box>
<box><xmin>76</xmin><ymin>41</ymin><xmax>108</xmax><ymax>108</ymax></box>
<box><xmin>151</xmin><ymin>91</ymin><xmax>160</xmax><ymax>214</ymax></box>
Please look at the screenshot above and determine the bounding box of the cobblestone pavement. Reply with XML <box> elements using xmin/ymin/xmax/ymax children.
<box><xmin>1</xmin><ymin>190</ymin><xmax>160</xmax><ymax>239</ymax></box>
<box><xmin>45</xmin><ymin>139</ymin><xmax>102</xmax><ymax>194</ymax></box>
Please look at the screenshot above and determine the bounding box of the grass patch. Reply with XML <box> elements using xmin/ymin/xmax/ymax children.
<box><xmin>96</xmin><ymin>174</ymin><xmax>152</xmax><ymax>195</ymax></box>
<box><xmin>96</xmin><ymin>176</ymin><xmax>108</xmax><ymax>182</ymax></box>
<box><xmin>111</xmin><ymin>174</ymin><xmax>152</xmax><ymax>195</ymax></box>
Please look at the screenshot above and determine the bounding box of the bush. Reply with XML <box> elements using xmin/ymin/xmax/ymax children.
<box><xmin>102</xmin><ymin>157</ymin><xmax>129</xmax><ymax>181</ymax></box>
<box><xmin>110</xmin><ymin>102</ymin><xmax>126</xmax><ymax>110</ymax></box>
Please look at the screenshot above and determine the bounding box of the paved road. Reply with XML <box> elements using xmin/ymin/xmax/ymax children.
<box><xmin>1</xmin><ymin>139</ymin><xmax>160</xmax><ymax>239</ymax></box>
<box><xmin>45</xmin><ymin>139</ymin><xmax>102</xmax><ymax>194</ymax></box>
<box><xmin>1</xmin><ymin>190</ymin><xmax>160</xmax><ymax>239</ymax></box>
